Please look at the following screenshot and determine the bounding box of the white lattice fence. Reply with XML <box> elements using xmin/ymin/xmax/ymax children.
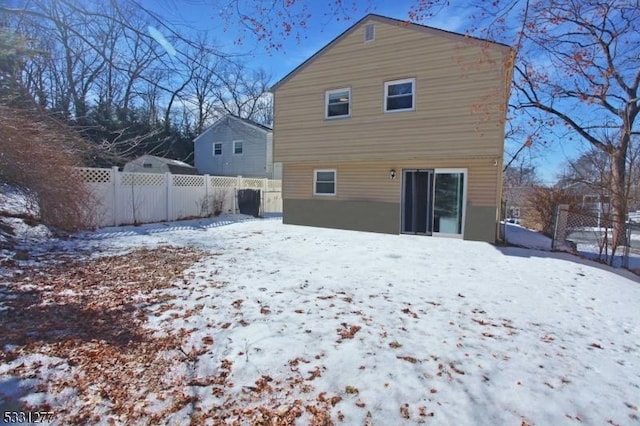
<box><xmin>263</xmin><ymin>191</ymin><xmax>282</xmax><ymax>214</ymax></box>
<box><xmin>209</xmin><ymin>176</ymin><xmax>235</xmax><ymax>188</ymax></box>
<box><xmin>118</xmin><ymin>172</ymin><xmax>167</xmax><ymax>224</ymax></box>
<box><xmin>79</xmin><ymin>168</ymin><xmax>112</xmax><ymax>183</ymax></box>
<box><xmin>171</xmin><ymin>174</ymin><xmax>208</xmax><ymax>220</ymax></box>
<box><xmin>173</xmin><ymin>175</ymin><xmax>206</xmax><ymax>187</ymax></box>
<box><xmin>121</xmin><ymin>173</ymin><xmax>165</xmax><ymax>186</ymax></box>
<box><xmin>79</xmin><ymin>168</ymin><xmax>116</xmax><ymax>227</ymax></box>
<box><xmin>241</xmin><ymin>178</ymin><xmax>265</xmax><ymax>189</ymax></box>
<box><xmin>78</xmin><ymin>167</ymin><xmax>281</xmax><ymax>227</ymax></box>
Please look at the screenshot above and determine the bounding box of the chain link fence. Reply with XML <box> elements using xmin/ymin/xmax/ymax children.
<box><xmin>552</xmin><ymin>204</ymin><xmax>640</xmax><ymax>271</ymax></box>
<box><xmin>500</xmin><ymin>199</ymin><xmax>518</xmax><ymax>244</ymax></box>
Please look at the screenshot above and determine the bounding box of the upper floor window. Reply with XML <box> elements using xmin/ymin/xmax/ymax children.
<box><xmin>384</xmin><ymin>78</ymin><xmax>415</xmax><ymax>112</ymax></box>
<box><xmin>325</xmin><ymin>88</ymin><xmax>351</xmax><ymax>119</ymax></box>
<box><xmin>364</xmin><ymin>24</ymin><xmax>375</xmax><ymax>42</ymax></box>
<box><xmin>314</xmin><ymin>169</ymin><xmax>336</xmax><ymax>196</ymax></box>
<box><xmin>233</xmin><ymin>140</ymin><xmax>243</xmax><ymax>155</ymax></box>
<box><xmin>213</xmin><ymin>143</ymin><xmax>222</xmax><ymax>156</ymax></box>
<box><xmin>143</xmin><ymin>163</ymin><xmax>152</xmax><ymax>168</ymax></box>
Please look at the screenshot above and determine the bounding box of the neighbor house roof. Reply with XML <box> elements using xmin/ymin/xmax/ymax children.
<box><xmin>270</xmin><ymin>13</ymin><xmax>512</xmax><ymax>91</ymax></box>
<box><xmin>128</xmin><ymin>154</ymin><xmax>198</xmax><ymax>175</ymax></box>
<box><xmin>193</xmin><ymin>114</ymin><xmax>272</xmax><ymax>144</ymax></box>
<box><xmin>140</xmin><ymin>155</ymin><xmax>193</xmax><ymax>168</ymax></box>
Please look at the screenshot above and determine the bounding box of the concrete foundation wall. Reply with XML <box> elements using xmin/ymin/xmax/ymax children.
<box><xmin>283</xmin><ymin>198</ymin><xmax>498</xmax><ymax>242</ymax></box>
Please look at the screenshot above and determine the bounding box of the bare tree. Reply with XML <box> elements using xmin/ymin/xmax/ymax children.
<box><xmin>626</xmin><ymin>135</ymin><xmax>640</xmax><ymax>212</ymax></box>
<box><xmin>507</xmin><ymin>0</ymin><xmax>639</xmax><ymax>259</ymax></box>
<box><xmin>185</xmin><ymin>39</ymin><xmax>224</xmax><ymax>135</ymax></box>
<box><xmin>504</xmin><ymin>160</ymin><xmax>540</xmax><ymax>188</ymax></box>
<box><xmin>214</xmin><ymin>0</ymin><xmax>372</xmax><ymax>51</ymax></box>
<box><xmin>2</xmin><ymin>0</ymin><xmax>273</xmax><ymax>164</ymax></box>
<box><xmin>210</xmin><ymin>61</ymin><xmax>272</xmax><ymax>122</ymax></box>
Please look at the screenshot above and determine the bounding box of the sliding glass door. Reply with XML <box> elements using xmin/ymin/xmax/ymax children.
<box><xmin>433</xmin><ymin>172</ymin><xmax>465</xmax><ymax>234</ymax></box>
<box><xmin>402</xmin><ymin>170</ymin><xmax>433</xmax><ymax>234</ymax></box>
<box><xmin>402</xmin><ymin>169</ymin><xmax>466</xmax><ymax>236</ymax></box>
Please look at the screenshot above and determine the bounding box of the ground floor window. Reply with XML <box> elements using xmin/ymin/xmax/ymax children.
<box><xmin>314</xmin><ymin>169</ymin><xmax>336</xmax><ymax>195</ymax></box>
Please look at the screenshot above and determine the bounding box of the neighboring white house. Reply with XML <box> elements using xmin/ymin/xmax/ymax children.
<box><xmin>193</xmin><ymin>114</ymin><xmax>282</xmax><ymax>179</ymax></box>
<box><xmin>123</xmin><ymin>155</ymin><xmax>198</xmax><ymax>175</ymax></box>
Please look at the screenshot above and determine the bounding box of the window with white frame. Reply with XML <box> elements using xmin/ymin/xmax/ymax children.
<box><xmin>233</xmin><ymin>140</ymin><xmax>243</xmax><ymax>155</ymax></box>
<box><xmin>325</xmin><ymin>88</ymin><xmax>351</xmax><ymax>119</ymax></box>
<box><xmin>384</xmin><ymin>78</ymin><xmax>415</xmax><ymax>112</ymax></box>
<box><xmin>314</xmin><ymin>169</ymin><xmax>336</xmax><ymax>195</ymax></box>
<box><xmin>213</xmin><ymin>143</ymin><xmax>222</xmax><ymax>156</ymax></box>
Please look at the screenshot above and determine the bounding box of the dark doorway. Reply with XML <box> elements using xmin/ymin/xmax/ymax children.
<box><xmin>237</xmin><ymin>189</ymin><xmax>261</xmax><ymax>217</ymax></box>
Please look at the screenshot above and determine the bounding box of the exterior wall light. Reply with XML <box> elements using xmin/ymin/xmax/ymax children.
<box><xmin>390</xmin><ymin>169</ymin><xmax>397</xmax><ymax>179</ymax></box>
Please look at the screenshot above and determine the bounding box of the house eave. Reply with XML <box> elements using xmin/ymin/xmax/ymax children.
<box><xmin>270</xmin><ymin>13</ymin><xmax>513</xmax><ymax>92</ymax></box>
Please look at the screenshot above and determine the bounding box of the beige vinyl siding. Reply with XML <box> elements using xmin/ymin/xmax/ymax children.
<box><xmin>273</xmin><ymin>18</ymin><xmax>510</xmax><ymax>163</ymax></box>
<box><xmin>283</xmin><ymin>159</ymin><xmax>500</xmax><ymax>207</ymax></box>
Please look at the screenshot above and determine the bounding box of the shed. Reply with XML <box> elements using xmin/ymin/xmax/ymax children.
<box><xmin>123</xmin><ymin>155</ymin><xmax>199</xmax><ymax>175</ymax></box>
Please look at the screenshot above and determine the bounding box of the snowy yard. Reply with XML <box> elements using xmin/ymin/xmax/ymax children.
<box><xmin>1</xmin><ymin>216</ymin><xmax>639</xmax><ymax>425</ymax></box>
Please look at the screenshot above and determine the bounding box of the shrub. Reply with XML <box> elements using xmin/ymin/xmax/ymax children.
<box><xmin>522</xmin><ymin>186</ymin><xmax>583</xmax><ymax>236</ymax></box>
<box><xmin>197</xmin><ymin>190</ymin><xmax>229</xmax><ymax>217</ymax></box>
<box><xmin>0</xmin><ymin>105</ymin><xmax>96</xmax><ymax>232</ymax></box>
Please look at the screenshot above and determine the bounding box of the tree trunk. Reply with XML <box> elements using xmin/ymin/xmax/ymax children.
<box><xmin>609</xmin><ymin>146</ymin><xmax>628</xmax><ymax>262</ymax></box>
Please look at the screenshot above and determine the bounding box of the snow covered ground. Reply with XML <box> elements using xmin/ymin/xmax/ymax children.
<box><xmin>504</xmin><ymin>221</ymin><xmax>640</xmax><ymax>270</ymax></box>
<box><xmin>1</xmin><ymin>216</ymin><xmax>639</xmax><ymax>425</ymax></box>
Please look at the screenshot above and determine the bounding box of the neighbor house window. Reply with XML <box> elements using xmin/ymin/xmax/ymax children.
<box><xmin>384</xmin><ymin>78</ymin><xmax>415</xmax><ymax>112</ymax></box>
<box><xmin>325</xmin><ymin>88</ymin><xmax>351</xmax><ymax>119</ymax></box>
<box><xmin>213</xmin><ymin>143</ymin><xmax>222</xmax><ymax>156</ymax></box>
<box><xmin>233</xmin><ymin>140</ymin><xmax>243</xmax><ymax>155</ymax></box>
<box><xmin>143</xmin><ymin>163</ymin><xmax>152</xmax><ymax>168</ymax></box>
<box><xmin>314</xmin><ymin>169</ymin><xmax>336</xmax><ymax>196</ymax></box>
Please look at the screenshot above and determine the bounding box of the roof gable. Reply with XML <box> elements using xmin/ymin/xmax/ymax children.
<box><xmin>194</xmin><ymin>114</ymin><xmax>272</xmax><ymax>143</ymax></box>
<box><xmin>270</xmin><ymin>13</ymin><xmax>512</xmax><ymax>92</ymax></box>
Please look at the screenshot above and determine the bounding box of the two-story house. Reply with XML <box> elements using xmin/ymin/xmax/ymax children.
<box><xmin>193</xmin><ymin>114</ymin><xmax>281</xmax><ymax>179</ymax></box>
<box><xmin>271</xmin><ymin>14</ymin><xmax>513</xmax><ymax>242</ymax></box>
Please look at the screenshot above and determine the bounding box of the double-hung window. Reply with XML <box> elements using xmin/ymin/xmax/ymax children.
<box><xmin>384</xmin><ymin>78</ymin><xmax>415</xmax><ymax>112</ymax></box>
<box><xmin>213</xmin><ymin>143</ymin><xmax>222</xmax><ymax>156</ymax></box>
<box><xmin>233</xmin><ymin>140</ymin><xmax>243</xmax><ymax>155</ymax></box>
<box><xmin>314</xmin><ymin>169</ymin><xmax>336</xmax><ymax>196</ymax></box>
<box><xmin>325</xmin><ymin>88</ymin><xmax>351</xmax><ymax>119</ymax></box>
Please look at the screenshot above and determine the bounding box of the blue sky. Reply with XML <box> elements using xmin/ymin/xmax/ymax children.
<box><xmin>147</xmin><ymin>0</ymin><xmax>573</xmax><ymax>184</ymax></box>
